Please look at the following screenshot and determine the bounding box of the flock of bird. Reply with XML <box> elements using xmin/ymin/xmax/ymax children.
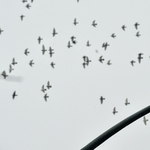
<box><xmin>0</xmin><ymin>0</ymin><xmax>149</xmax><ymax>126</ymax></box>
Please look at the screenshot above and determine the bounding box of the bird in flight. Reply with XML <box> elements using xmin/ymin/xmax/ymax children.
<box><xmin>82</xmin><ymin>62</ymin><xmax>87</xmax><ymax>68</ymax></box>
<box><xmin>100</xmin><ymin>96</ymin><xmax>105</xmax><ymax>104</ymax></box>
<box><xmin>20</xmin><ymin>15</ymin><xmax>25</xmax><ymax>21</ymax></box>
<box><xmin>73</xmin><ymin>18</ymin><xmax>78</xmax><ymax>25</ymax></box>
<box><xmin>52</xmin><ymin>28</ymin><xmax>58</xmax><ymax>37</ymax></box>
<box><xmin>136</xmin><ymin>31</ymin><xmax>141</xmax><ymax>37</ymax></box>
<box><xmin>24</xmin><ymin>48</ymin><xmax>30</xmax><ymax>56</ymax></box>
<box><xmin>102</xmin><ymin>42</ymin><xmax>109</xmax><ymax>50</ymax></box>
<box><xmin>107</xmin><ymin>60</ymin><xmax>112</xmax><ymax>65</ymax></box>
<box><xmin>44</xmin><ymin>93</ymin><xmax>49</xmax><ymax>102</ymax></box>
<box><xmin>38</xmin><ymin>36</ymin><xmax>43</xmax><ymax>44</ymax></box>
<box><xmin>83</xmin><ymin>56</ymin><xmax>91</xmax><ymax>66</ymax></box>
<box><xmin>125</xmin><ymin>98</ymin><xmax>130</xmax><ymax>105</ymax></box>
<box><xmin>130</xmin><ymin>60</ymin><xmax>135</xmax><ymax>66</ymax></box>
<box><xmin>42</xmin><ymin>45</ymin><xmax>47</xmax><ymax>55</ymax></box>
<box><xmin>9</xmin><ymin>65</ymin><xmax>14</xmax><ymax>73</ymax></box>
<box><xmin>113</xmin><ymin>107</ymin><xmax>118</xmax><ymax>115</ymax></box>
<box><xmin>137</xmin><ymin>53</ymin><xmax>143</xmax><ymax>63</ymax></box>
<box><xmin>12</xmin><ymin>58</ymin><xmax>17</xmax><ymax>65</ymax></box>
<box><xmin>12</xmin><ymin>91</ymin><xmax>18</xmax><ymax>99</ymax></box>
<box><xmin>26</xmin><ymin>4</ymin><xmax>31</xmax><ymax>9</ymax></box>
<box><xmin>51</xmin><ymin>62</ymin><xmax>55</xmax><ymax>68</ymax></box>
<box><xmin>49</xmin><ymin>47</ymin><xmax>54</xmax><ymax>57</ymax></box>
<box><xmin>67</xmin><ymin>41</ymin><xmax>72</xmax><ymax>48</ymax></box>
<box><xmin>99</xmin><ymin>56</ymin><xmax>104</xmax><ymax>63</ymax></box>
<box><xmin>0</xmin><ymin>28</ymin><xmax>4</xmax><ymax>34</ymax></box>
<box><xmin>71</xmin><ymin>36</ymin><xmax>77</xmax><ymax>44</ymax></box>
<box><xmin>22</xmin><ymin>0</ymin><xmax>27</xmax><ymax>2</ymax></box>
<box><xmin>29</xmin><ymin>60</ymin><xmax>34</xmax><ymax>67</ymax></box>
<box><xmin>47</xmin><ymin>81</ymin><xmax>52</xmax><ymax>89</ymax></box>
<box><xmin>92</xmin><ymin>20</ymin><xmax>97</xmax><ymax>27</ymax></box>
<box><xmin>143</xmin><ymin>116</ymin><xmax>148</xmax><ymax>125</ymax></box>
<box><xmin>122</xmin><ymin>25</ymin><xmax>126</xmax><ymax>31</ymax></box>
<box><xmin>111</xmin><ymin>33</ymin><xmax>116</xmax><ymax>38</ymax></box>
<box><xmin>86</xmin><ymin>41</ymin><xmax>91</xmax><ymax>47</ymax></box>
<box><xmin>41</xmin><ymin>85</ymin><xmax>47</xmax><ymax>93</ymax></box>
<box><xmin>134</xmin><ymin>22</ymin><xmax>140</xmax><ymax>30</ymax></box>
<box><xmin>1</xmin><ymin>71</ymin><xmax>8</xmax><ymax>79</ymax></box>
<box><xmin>31</xmin><ymin>0</ymin><xmax>34</xmax><ymax>2</ymax></box>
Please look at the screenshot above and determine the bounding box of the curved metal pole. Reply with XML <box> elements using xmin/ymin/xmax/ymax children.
<box><xmin>81</xmin><ymin>105</ymin><xmax>150</xmax><ymax>150</ymax></box>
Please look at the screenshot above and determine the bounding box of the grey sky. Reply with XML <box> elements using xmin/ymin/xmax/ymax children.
<box><xmin>0</xmin><ymin>0</ymin><xmax>150</xmax><ymax>150</ymax></box>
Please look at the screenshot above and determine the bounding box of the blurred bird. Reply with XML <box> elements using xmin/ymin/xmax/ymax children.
<box><xmin>12</xmin><ymin>91</ymin><xmax>18</xmax><ymax>99</ymax></box>
<box><xmin>136</xmin><ymin>31</ymin><xmax>141</xmax><ymax>37</ymax></box>
<box><xmin>12</xmin><ymin>58</ymin><xmax>17</xmax><ymax>65</ymax></box>
<box><xmin>22</xmin><ymin>0</ymin><xmax>27</xmax><ymax>2</ymax></box>
<box><xmin>134</xmin><ymin>22</ymin><xmax>140</xmax><ymax>30</ymax></box>
<box><xmin>20</xmin><ymin>15</ymin><xmax>25</xmax><ymax>21</ymax></box>
<box><xmin>107</xmin><ymin>60</ymin><xmax>112</xmax><ymax>65</ymax></box>
<box><xmin>38</xmin><ymin>36</ymin><xmax>43</xmax><ymax>44</ymax></box>
<box><xmin>42</xmin><ymin>45</ymin><xmax>47</xmax><ymax>55</ymax></box>
<box><xmin>122</xmin><ymin>25</ymin><xmax>126</xmax><ymax>31</ymax></box>
<box><xmin>130</xmin><ymin>60</ymin><xmax>135</xmax><ymax>66</ymax></box>
<box><xmin>9</xmin><ymin>65</ymin><xmax>14</xmax><ymax>73</ymax></box>
<box><xmin>100</xmin><ymin>96</ymin><xmax>105</xmax><ymax>104</ymax></box>
<box><xmin>41</xmin><ymin>85</ymin><xmax>47</xmax><ymax>93</ymax></box>
<box><xmin>99</xmin><ymin>56</ymin><xmax>104</xmax><ymax>63</ymax></box>
<box><xmin>24</xmin><ymin>48</ymin><xmax>29</xmax><ymax>56</ymax></box>
<box><xmin>143</xmin><ymin>116</ymin><xmax>148</xmax><ymax>125</ymax></box>
<box><xmin>29</xmin><ymin>60</ymin><xmax>34</xmax><ymax>67</ymax></box>
<box><xmin>52</xmin><ymin>28</ymin><xmax>58</xmax><ymax>37</ymax></box>
<box><xmin>137</xmin><ymin>53</ymin><xmax>143</xmax><ymax>63</ymax></box>
<box><xmin>1</xmin><ymin>71</ymin><xmax>8</xmax><ymax>79</ymax></box>
<box><xmin>125</xmin><ymin>98</ymin><xmax>130</xmax><ymax>105</ymax></box>
<box><xmin>86</xmin><ymin>41</ymin><xmax>91</xmax><ymax>47</ymax></box>
<box><xmin>44</xmin><ymin>93</ymin><xmax>49</xmax><ymax>102</ymax></box>
<box><xmin>111</xmin><ymin>33</ymin><xmax>116</xmax><ymax>38</ymax></box>
<box><xmin>113</xmin><ymin>107</ymin><xmax>118</xmax><ymax>115</ymax></box>
<box><xmin>74</xmin><ymin>18</ymin><xmax>78</xmax><ymax>25</ymax></box>
<box><xmin>0</xmin><ymin>28</ymin><xmax>3</xmax><ymax>34</ymax></box>
<box><xmin>51</xmin><ymin>62</ymin><xmax>55</xmax><ymax>68</ymax></box>
<box><xmin>92</xmin><ymin>20</ymin><xmax>97</xmax><ymax>27</ymax></box>
<box><xmin>26</xmin><ymin>4</ymin><xmax>31</xmax><ymax>9</ymax></box>
<box><xmin>67</xmin><ymin>41</ymin><xmax>72</xmax><ymax>48</ymax></box>
<box><xmin>47</xmin><ymin>81</ymin><xmax>52</xmax><ymax>89</ymax></box>
<box><xmin>49</xmin><ymin>47</ymin><xmax>54</xmax><ymax>57</ymax></box>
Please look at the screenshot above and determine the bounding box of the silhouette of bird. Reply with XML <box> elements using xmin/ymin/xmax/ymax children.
<box><xmin>1</xmin><ymin>71</ymin><xmax>8</xmax><ymax>79</ymax></box>
<box><xmin>9</xmin><ymin>65</ymin><xmax>14</xmax><ymax>73</ymax></box>
<box><xmin>20</xmin><ymin>15</ymin><xmax>25</xmax><ymax>21</ymax></box>
<box><xmin>107</xmin><ymin>60</ymin><xmax>112</xmax><ymax>65</ymax></box>
<box><xmin>137</xmin><ymin>53</ymin><xmax>143</xmax><ymax>63</ymax></box>
<box><xmin>52</xmin><ymin>28</ymin><xmax>58</xmax><ymax>37</ymax></box>
<box><xmin>29</xmin><ymin>60</ymin><xmax>34</xmax><ymax>67</ymax></box>
<box><xmin>99</xmin><ymin>56</ymin><xmax>104</xmax><ymax>63</ymax></box>
<box><xmin>134</xmin><ymin>22</ymin><xmax>140</xmax><ymax>30</ymax></box>
<box><xmin>12</xmin><ymin>91</ymin><xmax>18</xmax><ymax>99</ymax></box>
<box><xmin>24</xmin><ymin>48</ymin><xmax>29</xmax><ymax>56</ymax></box>
<box><xmin>38</xmin><ymin>36</ymin><xmax>43</xmax><ymax>44</ymax></box>
<box><xmin>136</xmin><ymin>31</ymin><xmax>141</xmax><ymax>37</ymax></box>
<box><xmin>111</xmin><ymin>33</ymin><xmax>116</xmax><ymax>38</ymax></box>
<box><xmin>92</xmin><ymin>20</ymin><xmax>97</xmax><ymax>27</ymax></box>
<box><xmin>100</xmin><ymin>96</ymin><xmax>105</xmax><ymax>104</ymax></box>
<box><xmin>26</xmin><ymin>4</ymin><xmax>31</xmax><ymax>9</ymax></box>
<box><xmin>130</xmin><ymin>60</ymin><xmax>135</xmax><ymax>66</ymax></box>
<box><xmin>122</xmin><ymin>25</ymin><xmax>126</xmax><ymax>31</ymax></box>
<box><xmin>0</xmin><ymin>28</ymin><xmax>4</xmax><ymax>34</ymax></box>
<box><xmin>86</xmin><ymin>41</ymin><xmax>91</xmax><ymax>47</ymax></box>
<box><xmin>125</xmin><ymin>98</ymin><xmax>130</xmax><ymax>105</ymax></box>
<box><xmin>74</xmin><ymin>18</ymin><xmax>78</xmax><ymax>25</ymax></box>
<box><xmin>51</xmin><ymin>62</ymin><xmax>55</xmax><ymax>68</ymax></box>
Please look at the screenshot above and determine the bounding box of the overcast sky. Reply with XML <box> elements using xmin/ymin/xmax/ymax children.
<box><xmin>0</xmin><ymin>0</ymin><xmax>150</xmax><ymax>150</ymax></box>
